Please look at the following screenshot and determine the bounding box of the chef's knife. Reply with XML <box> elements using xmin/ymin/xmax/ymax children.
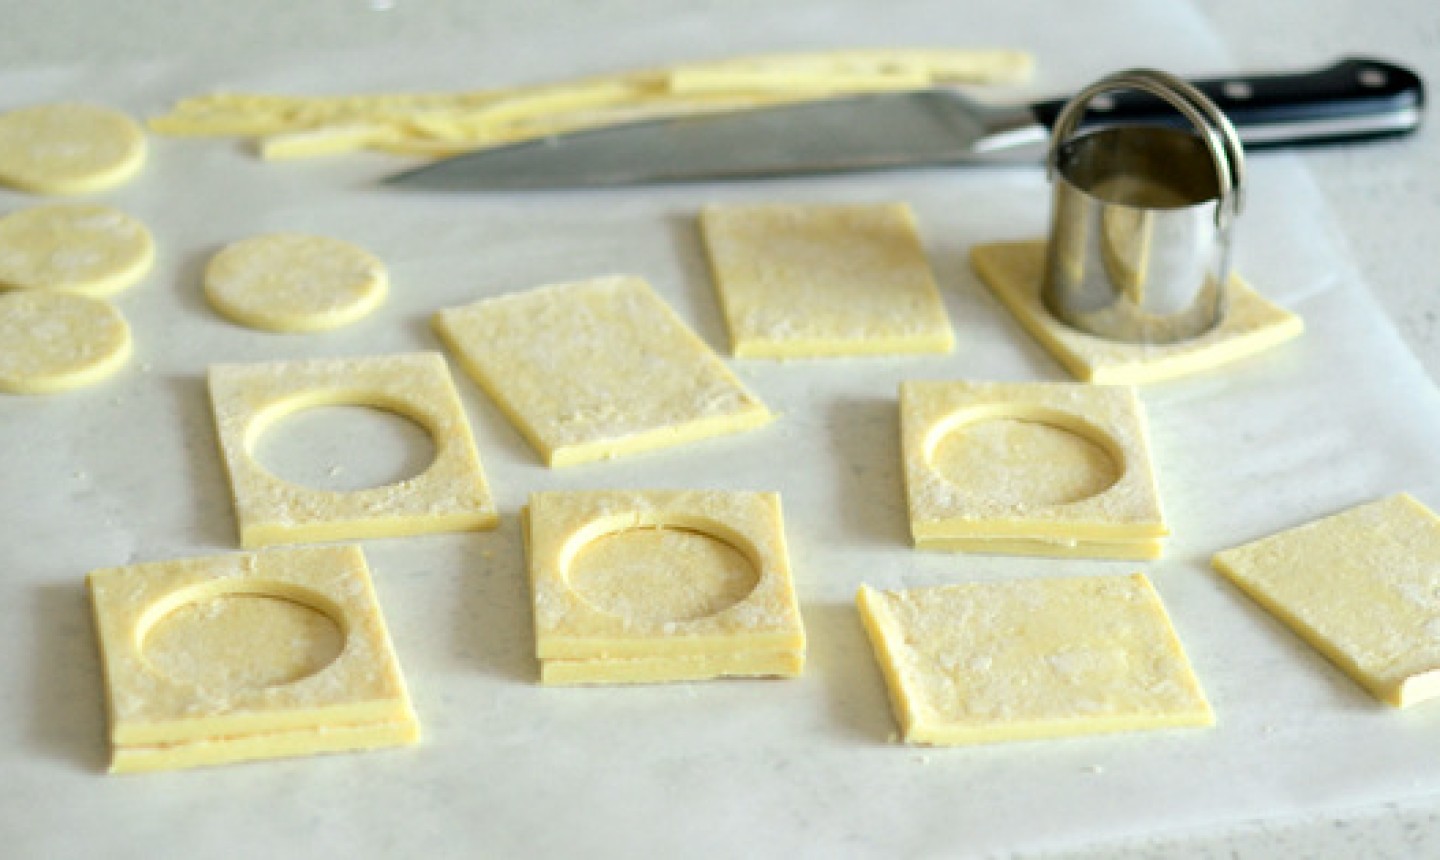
<box><xmin>385</xmin><ymin>57</ymin><xmax>1423</xmax><ymax>190</ymax></box>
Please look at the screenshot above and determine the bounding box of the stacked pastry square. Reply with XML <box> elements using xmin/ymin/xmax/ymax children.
<box><xmin>899</xmin><ymin>380</ymin><xmax>1169</xmax><ymax>560</ymax></box>
<box><xmin>523</xmin><ymin>489</ymin><xmax>806</xmax><ymax>684</ymax></box>
<box><xmin>88</xmin><ymin>546</ymin><xmax>418</xmax><ymax>773</ymax></box>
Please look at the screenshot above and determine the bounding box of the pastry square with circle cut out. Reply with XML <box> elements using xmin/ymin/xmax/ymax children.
<box><xmin>1213</xmin><ymin>493</ymin><xmax>1440</xmax><ymax>708</ymax></box>
<box><xmin>433</xmin><ymin>276</ymin><xmax>772</xmax><ymax>467</ymax></box>
<box><xmin>899</xmin><ymin>380</ymin><xmax>1167</xmax><ymax>547</ymax></box>
<box><xmin>87</xmin><ymin>545</ymin><xmax>418</xmax><ymax>771</ymax></box>
<box><xmin>699</xmin><ymin>202</ymin><xmax>953</xmax><ymax>358</ymax></box>
<box><xmin>524</xmin><ymin>489</ymin><xmax>805</xmax><ymax>664</ymax></box>
<box><xmin>208</xmin><ymin>351</ymin><xmax>497</xmax><ymax>548</ymax></box>
<box><xmin>970</xmin><ymin>239</ymin><xmax>1303</xmax><ymax>385</ymax></box>
<box><xmin>857</xmin><ymin>575</ymin><xmax>1213</xmax><ymax>746</ymax></box>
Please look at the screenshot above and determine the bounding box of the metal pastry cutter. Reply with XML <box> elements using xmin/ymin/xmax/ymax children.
<box><xmin>1042</xmin><ymin>68</ymin><xmax>1246</xmax><ymax>344</ymax></box>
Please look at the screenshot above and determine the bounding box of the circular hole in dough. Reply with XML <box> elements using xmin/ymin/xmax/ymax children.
<box><xmin>0</xmin><ymin>291</ymin><xmax>131</xmax><ymax>394</ymax></box>
<box><xmin>252</xmin><ymin>404</ymin><xmax>437</xmax><ymax>492</ymax></box>
<box><xmin>0</xmin><ymin>103</ymin><xmax>146</xmax><ymax>195</ymax></box>
<box><xmin>204</xmin><ymin>233</ymin><xmax>389</xmax><ymax>333</ymax></box>
<box><xmin>140</xmin><ymin>590</ymin><xmax>345</xmax><ymax>689</ymax></box>
<box><xmin>0</xmin><ymin>203</ymin><xmax>155</xmax><ymax>296</ymax></box>
<box><xmin>927</xmin><ymin>411</ymin><xmax>1121</xmax><ymax>506</ymax></box>
<box><xmin>565</xmin><ymin>526</ymin><xmax>761</xmax><ymax>623</ymax></box>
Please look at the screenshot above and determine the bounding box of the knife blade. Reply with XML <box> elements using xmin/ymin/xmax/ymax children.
<box><xmin>385</xmin><ymin>57</ymin><xmax>1424</xmax><ymax>190</ymax></box>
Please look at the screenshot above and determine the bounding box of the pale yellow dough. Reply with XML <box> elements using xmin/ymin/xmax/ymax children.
<box><xmin>857</xmin><ymin>575</ymin><xmax>1213</xmax><ymax>746</ymax></box>
<box><xmin>1213</xmin><ymin>493</ymin><xmax>1440</xmax><ymax>707</ymax></box>
<box><xmin>0</xmin><ymin>204</ymin><xmax>154</xmax><ymax>296</ymax></box>
<box><xmin>111</xmin><ymin>718</ymin><xmax>419</xmax><ymax>775</ymax></box>
<box><xmin>208</xmin><ymin>351</ymin><xmax>497</xmax><ymax>548</ymax></box>
<box><xmin>150</xmin><ymin>49</ymin><xmax>1032</xmax><ymax>158</ymax></box>
<box><xmin>205</xmin><ymin>233</ymin><xmax>388</xmax><ymax>333</ymax></box>
<box><xmin>970</xmin><ymin>240</ymin><xmax>1303</xmax><ymax>384</ymax></box>
<box><xmin>541</xmin><ymin>650</ymin><xmax>804</xmax><ymax>686</ymax></box>
<box><xmin>899</xmin><ymin>380</ymin><xmax>1167</xmax><ymax>554</ymax></box>
<box><xmin>0</xmin><ymin>291</ymin><xmax>131</xmax><ymax>394</ymax></box>
<box><xmin>700</xmin><ymin>202</ymin><xmax>953</xmax><ymax>358</ymax></box>
<box><xmin>914</xmin><ymin>535</ymin><xmax>1164</xmax><ymax>560</ymax></box>
<box><xmin>87</xmin><ymin>545</ymin><xmax>419</xmax><ymax>772</ymax></box>
<box><xmin>434</xmin><ymin>276</ymin><xmax>772</xmax><ymax>467</ymax></box>
<box><xmin>0</xmin><ymin>103</ymin><xmax>146</xmax><ymax>194</ymax></box>
<box><xmin>525</xmin><ymin>490</ymin><xmax>806</xmax><ymax>676</ymax></box>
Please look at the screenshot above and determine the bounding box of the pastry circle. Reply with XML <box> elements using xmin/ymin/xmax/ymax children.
<box><xmin>0</xmin><ymin>290</ymin><xmax>131</xmax><ymax>394</ymax></box>
<box><xmin>566</xmin><ymin>526</ymin><xmax>761</xmax><ymax>623</ymax></box>
<box><xmin>0</xmin><ymin>103</ymin><xmax>146</xmax><ymax>194</ymax></box>
<box><xmin>0</xmin><ymin>203</ymin><xmax>155</xmax><ymax>296</ymax></box>
<box><xmin>205</xmin><ymin>233</ymin><xmax>389</xmax><ymax>333</ymax></box>
<box><xmin>929</xmin><ymin>415</ymin><xmax>1120</xmax><ymax>506</ymax></box>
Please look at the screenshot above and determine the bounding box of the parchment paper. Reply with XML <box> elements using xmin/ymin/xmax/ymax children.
<box><xmin>4</xmin><ymin>1</ymin><xmax>1440</xmax><ymax>856</ymax></box>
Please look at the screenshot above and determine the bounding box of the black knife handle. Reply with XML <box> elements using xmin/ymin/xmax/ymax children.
<box><xmin>1031</xmin><ymin>57</ymin><xmax>1424</xmax><ymax>148</ymax></box>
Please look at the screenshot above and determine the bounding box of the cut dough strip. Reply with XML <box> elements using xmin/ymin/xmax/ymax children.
<box><xmin>148</xmin><ymin>49</ymin><xmax>1032</xmax><ymax>160</ymax></box>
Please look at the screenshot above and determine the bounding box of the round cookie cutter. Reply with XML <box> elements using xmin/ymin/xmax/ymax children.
<box><xmin>1042</xmin><ymin>68</ymin><xmax>1246</xmax><ymax>344</ymax></box>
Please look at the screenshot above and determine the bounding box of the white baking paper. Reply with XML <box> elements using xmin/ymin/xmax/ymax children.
<box><xmin>4</xmin><ymin>1</ymin><xmax>1440</xmax><ymax>856</ymax></box>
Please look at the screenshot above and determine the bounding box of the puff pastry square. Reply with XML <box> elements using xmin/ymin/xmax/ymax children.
<box><xmin>970</xmin><ymin>239</ymin><xmax>1303</xmax><ymax>384</ymax></box>
<box><xmin>857</xmin><ymin>575</ymin><xmax>1212</xmax><ymax>745</ymax></box>
<box><xmin>1214</xmin><ymin>493</ymin><xmax>1440</xmax><ymax>707</ymax></box>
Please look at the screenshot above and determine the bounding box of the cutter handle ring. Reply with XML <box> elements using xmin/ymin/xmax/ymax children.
<box><xmin>1046</xmin><ymin>68</ymin><xmax>1246</xmax><ymax>228</ymax></box>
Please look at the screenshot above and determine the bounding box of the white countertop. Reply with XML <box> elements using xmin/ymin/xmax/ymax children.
<box><xmin>3</xmin><ymin>1</ymin><xmax>1439</xmax><ymax>857</ymax></box>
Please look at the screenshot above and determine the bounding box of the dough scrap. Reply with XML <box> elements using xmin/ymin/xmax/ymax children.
<box><xmin>87</xmin><ymin>545</ymin><xmax>420</xmax><ymax>772</ymax></box>
<box><xmin>524</xmin><ymin>489</ymin><xmax>805</xmax><ymax>683</ymax></box>
<box><xmin>435</xmin><ymin>275</ymin><xmax>771</xmax><ymax>467</ymax></box>
<box><xmin>1213</xmin><ymin>493</ymin><xmax>1440</xmax><ymax>707</ymax></box>
<box><xmin>205</xmin><ymin>233</ymin><xmax>388</xmax><ymax>333</ymax></box>
<box><xmin>0</xmin><ymin>203</ymin><xmax>154</xmax><ymax>296</ymax></box>
<box><xmin>149</xmin><ymin>49</ymin><xmax>1032</xmax><ymax>159</ymax></box>
<box><xmin>208</xmin><ymin>351</ymin><xmax>498</xmax><ymax>548</ymax></box>
<box><xmin>700</xmin><ymin>202</ymin><xmax>953</xmax><ymax>358</ymax></box>
<box><xmin>900</xmin><ymin>380</ymin><xmax>1167</xmax><ymax>556</ymax></box>
<box><xmin>0</xmin><ymin>291</ymin><xmax>131</xmax><ymax>394</ymax></box>
<box><xmin>0</xmin><ymin>103</ymin><xmax>146</xmax><ymax>194</ymax></box>
<box><xmin>970</xmin><ymin>239</ymin><xmax>1303</xmax><ymax>384</ymax></box>
<box><xmin>857</xmin><ymin>575</ymin><xmax>1213</xmax><ymax>745</ymax></box>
